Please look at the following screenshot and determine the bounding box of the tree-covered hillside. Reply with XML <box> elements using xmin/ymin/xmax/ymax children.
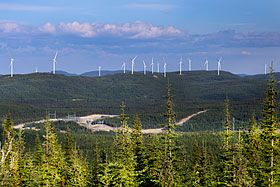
<box><xmin>0</xmin><ymin>71</ymin><xmax>271</xmax><ymax>130</ymax></box>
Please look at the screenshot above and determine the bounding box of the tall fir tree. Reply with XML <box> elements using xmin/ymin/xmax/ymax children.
<box><xmin>0</xmin><ymin>113</ymin><xmax>19</xmax><ymax>186</ymax></box>
<box><xmin>219</xmin><ymin>97</ymin><xmax>235</xmax><ymax>186</ymax></box>
<box><xmin>259</xmin><ymin>65</ymin><xmax>280</xmax><ymax>186</ymax></box>
<box><xmin>63</xmin><ymin>127</ymin><xmax>89</xmax><ymax>186</ymax></box>
<box><xmin>99</xmin><ymin>102</ymin><xmax>137</xmax><ymax>186</ymax></box>
<box><xmin>145</xmin><ymin>134</ymin><xmax>162</xmax><ymax>187</ymax></box>
<box><xmin>40</xmin><ymin>119</ymin><xmax>64</xmax><ymax>186</ymax></box>
<box><xmin>243</xmin><ymin>113</ymin><xmax>262</xmax><ymax>185</ymax></box>
<box><xmin>159</xmin><ymin>80</ymin><xmax>180</xmax><ymax>186</ymax></box>
<box><xmin>188</xmin><ymin>140</ymin><xmax>216</xmax><ymax>186</ymax></box>
<box><xmin>131</xmin><ymin>114</ymin><xmax>147</xmax><ymax>186</ymax></box>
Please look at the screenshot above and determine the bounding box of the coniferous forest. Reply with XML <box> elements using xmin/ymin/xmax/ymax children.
<box><xmin>1</xmin><ymin>69</ymin><xmax>280</xmax><ymax>186</ymax></box>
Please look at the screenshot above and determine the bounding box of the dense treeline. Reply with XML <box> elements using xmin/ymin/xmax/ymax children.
<box><xmin>1</xmin><ymin>70</ymin><xmax>280</xmax><ymax>186</ymax></box>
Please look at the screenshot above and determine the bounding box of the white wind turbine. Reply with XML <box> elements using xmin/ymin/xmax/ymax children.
<box><xmin>188</xmin><ymin>58</ymin><xmax>192</xmax><ymax>71</ymax></box>
<box><xmin>53</xmin><ymin>51</ymin><xmax>58</xmax><ymax>74</ymax></box>
<box><xmin>265</xmin><ymin>64</ymin><xmax>267</xmax><ymax>75</ymax></box>
<box><xmin>98</xmin><ymin>66</ymin><xmax>101</xmax><ymax>77</ymax></box>
<box><xmin>143</xmin><ymin>60</ymin><xmax>147</xmax><ymax>75</ymax></box>
<box><xmin>163</xmin><ymin>63</ymin><xmax>167</xmax><ymax>77</ymax></box>
<box><xmin>121</xmin><ymin>62</ymin><xmax>126</xmax><ymax>73</ymax></box>
<box><xmin>150</xmin><ymin>58</ymin><xmax>154</xmax><ymax>74</ymax></box>
<box><xmin>217</xmin><ymin>57</ymin><xmax>222</xmax><ymax>76</ymax></box>
<box><xmin>179</xmin><ymin>56</ymin><xmax>183</xmax><ymax>75</ymax></box>
<box><xmin>36</xmin><ymin>67</ymin><xmax>38</xmax><ymax>73</ymax></box>
<box><xmin>131</xmin><ymin>56</ymin><xmax>137</xmax><ymax>75</ymax></box>
<box><xmin>162</xmin><ymin>57</ymin><xmax>167</xmax><ymax>77</ymax></box>
<box><xmin>204</xmin><ymin>58</ymin><xmax>209</xmax><ymax>71</ymax></box>
<box><xmin>10</xmin><ymin>57</ymin><xmax>14</xmax><ymax>78</ymax></box>
<box><xmin>157</xmin><ymin>61</ymin><xmax>160</xmax><ymax>73</ymax></box>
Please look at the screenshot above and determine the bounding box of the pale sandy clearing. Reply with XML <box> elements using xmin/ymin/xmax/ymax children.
<box><xmin>176</xmin><ymin>110</ymin><xmax>207</xmax><ymax>125</ymax></box>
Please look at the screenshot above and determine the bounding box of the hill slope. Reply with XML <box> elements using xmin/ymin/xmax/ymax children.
<box><xmin>0</xmin><ymin>71</ymin><xmax>271</xmax><ymax>130</ymax></box>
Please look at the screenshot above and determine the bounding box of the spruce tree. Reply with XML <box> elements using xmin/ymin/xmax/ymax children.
<box><xmin>99</xmin><ymin>102</ymin><xmax>137</xmax><ymax>186</ymax></box>
<box><xmin>259</xmin><ymin>65</ymin><xmax>280</xmax><ymax>186</ymax></box>
<box><xmin>131</xmin><ymin>115</ymin><xmax>147</xmax><ymax>185</ymax></box>
<box><xmin>219</xmin><ymin>98</ymin><xmax>234</xmax><ymax>186</ymax></box>
<box><xmin>40</xmin><ymin>119</ymin><xmax>64</xmax><ymax>186</ymax></box>
<box><xmin>243</xmin><ymin>114</ymin><xmax>262</xmax><ymax>185</ymax></box>
<box><xmin>33</xmin><ymin>133</ymin><xmax>43</xmax><ymax>166</ymax></box>
<box><xmin>189</xmin><ymin>140</ymin><xmax>215</xmax><ymax>186</ymax></box>
<box><xmin>159</xmin><ymin>80</ymin><xmax>179</xmax><ymax>186</ymax></box>
<box><xmin>63</xmin><ymin>128</ymin><xmax>89</xmax><ymax>186</ymax></box>
<box><xmin>145</xmin><ymin>134</ymin><xmax>162</xmax><ymax>187</ymax></box>
<box><xmin>0</xmin><ymin>113</ymin><xmax>19</xmax><ymax>186</ymax></box>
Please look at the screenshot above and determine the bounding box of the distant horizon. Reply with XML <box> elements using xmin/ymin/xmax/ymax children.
<box><xmin>0</xmin><ymin>69</ymin><xmax>276</xmax><ymax>77</ymax></box>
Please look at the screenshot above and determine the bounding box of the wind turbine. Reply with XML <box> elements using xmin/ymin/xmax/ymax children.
<box><xmin>217</xmin><ymin>57</ymin><xmax>222</xmax><ymax>76</ymax></box>
<box><xmin>53</xmin><ymin>51</ymin><xmax>58</xmax><ymax>74</ymax></box>
<box><xmin>98</xmin><ymin>66</ymin><xmax>101</xmax><ymax>77</ymax></box>
<box><xmin>179</xmin><ymin>56</ymin><xmax>183</xmax><ymax>75</ymax></box>
<box><xmin>163</xmin><ymin>63</ymin><xmax>167</xmax><ymax>77</ymax></box>
<box><xmin>143</xmin><ymin>60</ymin><xmax>147</xmax><ymax>75</ymax></box>
<box><xmin>157</xmin><ymin>61</ymin><xmax>160</xmax><ymax>73</ymax></box>
<box><xmin>204</xmin><ymin>58</ymin><xmax>209</xmax><ymax>71</ymax></box>
<box><xmin>265</xmin><ymin>64</ymin><xmax>267</xmax><ymax>75</ymax></box>
<box><xmin>188</xmin><ymin>58</ymin><xmax>192</xmax><ymax>71</ymax></box>
<box><xmin>121</xmin><ymin>62</ymin><xmax>126</xmax><ymax>73</ymax></box>
<box><xmin>150</xmin><ymin>58</ymin><xmax>154</xmax><ymax>74</ymax></box>
<box><xmin>131</xmin><ymin>56</ymin><xmax>137</xmax><ymax>75</ymax></box>
<box><xmin>36</xmin><ymin>67</ymin><xmax>38</xmax><ymax>73</ymax></box>
<box><xmin>10</xmin><ymin>58</ymin><xmax>14</xmax><ymax>78</ymax></box>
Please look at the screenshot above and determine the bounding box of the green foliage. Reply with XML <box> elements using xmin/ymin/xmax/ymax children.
<box><xmin>0</xmin><ymin>71</ymin><xmax>271</xmax><ymax>131</ymax></box>
<box><xmin>159</xmin><ymin>80</ymin><xmax>180</xmax><ymax>186</ymax></box>
<box><xmin>2</xmin><ymin>71</ymin><xmax>280</xmax><ymax>186</ymax></box>
<box><xmin>259</xmin><ymin>66</ymin><xmax>280</xmax><ymax>186</ymax></box>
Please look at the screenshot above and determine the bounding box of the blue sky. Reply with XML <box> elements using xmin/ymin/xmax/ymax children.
<box><xmin>0</xmin><ymin>0</ymin><xmax>280</xmax><ymax>75</ymax></box>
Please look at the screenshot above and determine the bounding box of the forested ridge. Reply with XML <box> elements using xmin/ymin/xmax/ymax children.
<box><xmin>0</xmin><ymin>70</ymin><xmax>277</xmax><ymax>130</ymax></box>
<box><xmin>1</xmin><ymin>70</ymin><xmax>280</xmax><ymax>186</ymax></box>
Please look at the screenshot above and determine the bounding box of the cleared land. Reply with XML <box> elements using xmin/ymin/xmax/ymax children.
<box><xmin>13</xmin><ymin>111</ymin><xmax>206</xmax><ymax>134</ymax></box>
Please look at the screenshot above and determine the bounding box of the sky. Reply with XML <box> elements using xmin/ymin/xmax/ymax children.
<box><xmin>0</xmin><ymin>0</ymin><xmax>280</xmax><ymax>75</ymax></box>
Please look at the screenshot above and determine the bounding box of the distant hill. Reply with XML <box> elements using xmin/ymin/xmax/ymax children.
<box><xmin>80</xmin><ymin>70</ymin><xmax>128</xmax><ymax>77</ymax></box>
<box><xmin>0</xmin><ymin>70</ymin><xmax>272</xmax><ymax>131</ymax></box>
<box><xmin>236</xmin><ymin>74</ymin><xmax>248</xmax><ymax>77</ymax></box>
<box><xmin>51</xmin><ymin>70</ymin><xmax>78</xmax><ymax>76</ymax></box>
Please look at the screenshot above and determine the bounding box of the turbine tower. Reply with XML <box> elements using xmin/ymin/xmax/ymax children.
<box><xmin>217</xmin><ymin>57</ymin><xmax>222</xmax><ymax>76</ymax></box>
<box><xmin>265</xmin><ymin>64</ymin><xmax>267</xmax><ymax>75</ymax></box>
<box><xmin>53</xmin><ymin>51</ymin><xmax>58</xmax><ymax>74</ymax></box>
<box><xmin>122</xmin><ymin>62</ymin><xmax>126</xmax><ymax>73</ymax></box>
<box><xmin>188</xmin><ymin>58</ymin><xmax>192</xmax><ymax>71</ymax></box>
<box><xmin>131</xmin><ymin>56</ymin><xmax>137</xmax><ymax>75</ymax></box>
<box><xmin>150</xmin><ymin>58</ymin><xmax>154</xmax><ymax>74</ymax></box>
<box><xmin>10</xmin><ymin>58</ymin><xmax>14</xmax><ymax>78</ymax></box>
<box><xmin>36</xmin><ymin>67</ymin><xmax>38</xmax><ymax>73</ymax></box>
<box><xmin>204</xmin><ymin>58</ymin><xmax>209</xmax><ymax>71</ymax></box>
<box><xmin>163</xmin><ymin>63</ymin><xmax>167</xmax><ymax>77</ymax></box>
<box><xmin>179</xmin><ymin>56</ymin><xmax>183</xmax><ymax>75</ymax></box>
<box><xmin>98</xmin><ymin>66</ymin><xmax>101</xmax><ymax>77</ymax></box>
<box><xmin>143</xmin><ymin>60</ymin><xmax>147</xmax><ymax>75</ymax></box>
<box><xmin>157</xmin><ymin>62</ymin><xmax>160</xmax><ymax>73</ymax></box>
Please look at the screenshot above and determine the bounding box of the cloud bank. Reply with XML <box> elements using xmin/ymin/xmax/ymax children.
<box><xmin>0</xmin><ymin>21</ymin><xmax>280</xmax><ymax>58</ymax></box>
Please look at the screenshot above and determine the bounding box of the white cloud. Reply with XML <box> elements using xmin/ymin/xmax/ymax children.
<box><xmin>57</xmin><ymin>21</ymin><xmax>182</xmax><ymax>39</ymax></box>
<box><xmin>59</xmin><ymin>22</ymin><xmax>96</xmax><ymax>37</ymax></box>
<box><xmin>38</xmin><ymin>22</ymin><xmax>56</xmax><ymax>34</ymax></box>
<box><xmin>0</xmin><ymin>22</ymin><xmax>21</xmax><ymax>32</ymax></box>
